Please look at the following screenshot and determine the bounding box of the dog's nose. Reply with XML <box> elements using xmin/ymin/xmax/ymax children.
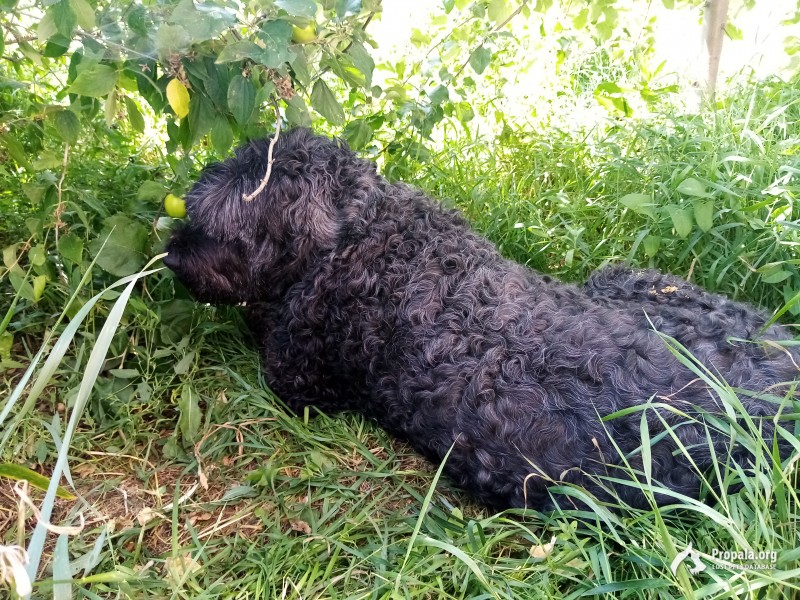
<box><xmin>162</xmin><ymin>252</ymin><xmax>179</xmax><ymax>270</ymax></box>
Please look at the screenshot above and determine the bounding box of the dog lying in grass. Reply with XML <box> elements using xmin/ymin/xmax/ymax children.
<box><xmin>164</xmin><ymin>127</ymin><xmax>797</xmax><ymax>511</ymax></box>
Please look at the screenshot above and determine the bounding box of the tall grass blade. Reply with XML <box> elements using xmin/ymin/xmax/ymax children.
<box><xmin>24</xmin><ymin>256</ymin><xmax>165</xmax><ymax>586</ymax></box>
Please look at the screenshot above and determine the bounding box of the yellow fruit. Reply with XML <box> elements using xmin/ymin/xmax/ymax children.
<box><xmin>166</xmin><ymin>78</ymin><xmax>190</xmax><ymax>119</ymax></box>
<box><xmin>164</xmin><ymin>193</ymin><xmax>187</xmax><ymax>218</ymax></box>
<box><xmin>291</xmin><ymin>24</ymin><xmax>316</xmax><ymax>43</ymax></box>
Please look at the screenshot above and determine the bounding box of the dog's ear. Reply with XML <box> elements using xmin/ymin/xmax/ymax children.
<box><xmin>278</xmin><ymin>167</ymin><xmax>340</xmax><ymax>248</ymax></box>
<box><xmin>165</xmin><ymin>227</ymin><xmax>249</xmax><ymax>304</ymax></box>
<box><xmin>264</xmin><ymin>152</ymin><xmax>348</xmax><ymax>264</ymax></box>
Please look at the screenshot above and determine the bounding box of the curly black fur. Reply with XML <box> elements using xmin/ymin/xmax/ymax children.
<box><xmin>165</xmin><ymin>128</ymin><xmax>798</xmax><ymax>511</ymax></box>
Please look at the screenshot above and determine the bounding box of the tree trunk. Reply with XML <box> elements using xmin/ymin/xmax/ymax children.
<box><xmin>704</xmin><ymin>0</ymin><xmax>730</xmax><ymax>98</ymax></box>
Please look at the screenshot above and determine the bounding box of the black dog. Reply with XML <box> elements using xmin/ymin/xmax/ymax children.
<box><xmin>165</xmin><ymin>128</ymin><xmax>797</xmax><ymax>510</ymax></box>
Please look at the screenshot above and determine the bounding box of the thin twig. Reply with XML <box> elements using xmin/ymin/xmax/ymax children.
<box><xmin>242</xmin><ymin>101</ymin><xmax>282</xmax><ymax>202</ymax></box>
<box><xmin>2</xmin><ymin>34</ymin><xmax>36</xmax><ymax>47</ymax></box>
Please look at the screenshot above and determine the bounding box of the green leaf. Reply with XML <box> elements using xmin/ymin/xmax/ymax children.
<box><xmin>202</xmin><ymin>62</ymin><xmax>231</xmax><ymax>108</ymax></box>
<box><xmin>0</xmin><ymin>332</ymin><xmax>12</xmax><ymax>362</ymax></box>
<box><xmin>159</xmin><ymin>300</ymin><xmax>196</xmax><ymax>345</ymax></box>
<box><xmin>216</xmin><ymin>40</ymin><xmax>264</xmax><ymax>63</ymax></box>
<box><xmin>68</xmin><ymin>63</ymin><xmax>116</xmax><ymax>98</ymax></box>
<box><xmin>3</xmin><ymin>244</ymin><xmax>18</xmax><ymax>270</ymax></box>
<box><xmin>785</xmin><ymin>35</ymin><xmax>800</xmax><ymax>56</ymax></box>
<box><xmin>89</xmin><ymin>214</ymin><xmax>149</xmax><ymax>277</ymax></box>
<box><xmin>323</xmin><ymin>54</ymin><xmax>365</xmax><ymax>88</ymax></box>
<box><xmin>210</xmin><ymin>116</ymin><xmax>234</xmax><ymax>154</ymax></box>
<box><xmin>468</xmin><ymin>47</ymin><xmax>491</xmax><ymax>75</ymax></box>
<box><xmin>667</xmin><ymin>205</ymin><xmax>693</xmax><ymax>238</ymax></box>
<box><xmin>0</xmin><ymin>133</ymin><xmax>32</xmax><ymax>171</ymax></box>
<box><xmin>487</xmin><ymin>0</ymin><xmax>513</xmax><ymax>25</ymax></box>
<box><xmin>290</xmin><ymin>48</ymin><xmax>311</xmax><ymax>86</ymax></box>
<box><xmin>177</xmin><ymin>383</ymin><xmax>201</xmax><ymax>443</ymax></box>
<box><xmin>38</xmin><ymin>10</ymin><xmax>58</xmax><ymax>43</ymax></box>
<box><xmin>33</xmin><ymin>150</ymin><xmax>63</xmax><ymax>170</ymax></box>
<box><xmin>9</xmin><ymin>271</ymin><xmax>35</xmax><ymax>302</ymax></box>
<box><xmin>643</xmin><ymin>235</ymin><xmax>661</xmax><ymax>257</ymax></box>
<box><xmin>54</xmin><ymin>110</ymin><xmax>81</xmax><ymax>144</ymax></box>
<box><xmin>594</xmin><ymin>82</ymin><xmax>633</xmax><ymax>117</ymax></box>
<box><xmin>124</xmin><ymin>96</ymin><xmax>145</xmax><ymax>133</ymax></box>
<box><xmin>0</xmin><ymin>464</ymin><xmax>75</xmax><ymax>499</ymax></box>
<box><xmin>18</xmin><ymin>41</ymin><xmax>42</xmax><ymax>66</ymax></box>
<box><xmin>258</xmin><ymin>19</ymin><xmax>292</xmax><ymax>56</ymax></box>
<box><xmin>22</xmin><ymin>183</ymin><xmax>47</xmax><ymax>205</ymax></box>
<box><xmin>104</xmin><ymin>89</ymin><xmax>117</xmax><ymax>127</ymax></box>
<box><xmin>410</xmin><ymin>28</ymin><xmax>431</xmax><ymax>47</ymax></box>
<box><xmin>0</xmin><ymin>77</ymin><xmax>24</xmax><ymax>91</ymax></box>
<box><xmin>275</xmin><ymin>0</ymin><xmax>318</xmax><ymax>18</ymax></box>
<box><xmin>43</xmin><ymin>36</ymin><xmax>70</xmax><ymax>58</ymax></box>
<box><xmin>725</xmin><ymin>23</ymin><xmax>743</xmax><ymax>41</ymax></box>
<box><xmin>227</xmin><ymin>74</ymin><xmax>255</xmax><ymax>125</ymax></box>
<box><xmin>428</xmin><ymin>85</ymin><xmax>449</xmax><ymax>105</ymax></box>
<box><xmin>137</xmin><ymin>180</ymin><xmax>167</xmax><ymax>202</ymax></box>
<box><xmin>676</xmin><ymin>177</ymin><xmax>709</xmax><ymax>198</ymax></box>
<box><xmin>33</xmin><ymin>274</ymin><xmax>47</xmax><ymax>302</ymax></box>
<box><xmin>59</xmin><ymin>233</ymin><xmax>83</xmax><ymax>265</ymax></box>
<box><xmin>661</xmin><ymin>0</ymin><xmax>674</xmax><ymax>7</ymax></box>
<box><xmin>169</xmin><ymin>0</ymin><xmax>235</xmax><ymax>42</ymax></box>
<box><xmin>619</xmin><ymin>193</ymin><xmax>657</xmax><ymax>219</ymax></box>
<box><xmin>455</xmin><ymin>101</ymin><xmax>474</xmax><ymax>122</ymax></box>
<box><xmin>174</xmin><ymin>351</ymin><xmax>195</xmax><ymax>375</ymax></box>
<box><xmin>127</xmin><ymin>5</ymin><xmax>148</xmax><ymax>35</ymax></box>
<box><xmin>342</xmin><ymin>119</ymin><xmax>372</xmax><ymax>151</ymax></box>
<box><xmin>284</xmin><ymin>94</ymin><xmax>312</xmax><ymax>126</ymax></box>
<box><xmin>310</xmin><ymin>79</ymin><xmax>344</xmax><ymax>125</ymax></box>
<box><xmin>188</xmin><ymin>93</ymin><xmax>215</xmax><ymax>144</ymax></box>
<box><xmin>693</xmin><ymin>199</ymin><xmax>714</xmax><ymax>232</ymax></box>
<box><xmin>335</xmin><ymin>0</ymin><xmax>361</xmax><ymax>18</ymax></box>
<box><xmin>69</xmin><ymin>0</ymin><xmax>95</xmax><ymax>29</ymax></box>
<box><xmin>761</xmin><ymin>269</ymin><xmax>791</xmax><ymax>284</ymax></box>
<box><xmin>52</xmin><ymin>0</ymin><xmax>77</xmax><ymax>39</ymax></box>
<box><xmin>29</xmin><ymin>244</ymin><xmax>46</xmax><ymax>266</ymax></box>
<box><xmin>258</xmin><ymin>20</ymin><xmax>293</xmax><ymax>68</ymax></box>
<box><xmin>155</xmin><ymin>24</ymin><xmax>192</xmax><ymax>56</ymax></box>
<box><xmin>396</xmin><ymin>139</ymin><xmax>430</xmax><ymax>161</ymax></box>
<box><xmin>348</xmin><ymin>41</ymin><xmax>374</xmax><ymax>87</ymax></box>
<box><xmin>573</xmin><ymin>8</ymin><xmax>588</xmax><ymax>29</ymax></box>
<box><xmin>596</xmin><ymin>16</ymin><xmax>615</xmax><ymax>41</ymax></box>
<box><xmin>255</xmin><ymin>80</ymin><xmax>276</xmax><ymax>107</ymax></box>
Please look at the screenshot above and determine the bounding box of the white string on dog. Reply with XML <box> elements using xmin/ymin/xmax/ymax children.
<box><xmin>243</xmin><ymin>101</ymin><xmax>283</xmax><ymax>202</ymax></box>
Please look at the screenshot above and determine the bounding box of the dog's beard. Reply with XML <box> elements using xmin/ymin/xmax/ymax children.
<box><xmin>165</xmin><ymin>225</ymin><xmax>249</xmax><ymax>305</ymax></box>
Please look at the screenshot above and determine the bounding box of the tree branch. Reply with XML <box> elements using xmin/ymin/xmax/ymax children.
<box><xmin>243</xmin><ymin>101</ymin><xmax>282</xmax><ymax>202</ymax></box>
<box><xmin>705</xmin><ymin>0</ymin><xmax>730</xmax><ymax>98</ymax></box>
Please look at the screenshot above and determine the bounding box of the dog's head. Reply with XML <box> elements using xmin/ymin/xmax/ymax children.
<box><xmin>164</xmin><ymin>127</ymin><xmax>377</xmax><ymax>304</ymax></box>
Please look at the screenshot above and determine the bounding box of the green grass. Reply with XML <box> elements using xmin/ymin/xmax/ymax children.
<box><xmin>2</xmin><ymin>76</ymin><xmax>800</xmax><ymax>598</ymax></box>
